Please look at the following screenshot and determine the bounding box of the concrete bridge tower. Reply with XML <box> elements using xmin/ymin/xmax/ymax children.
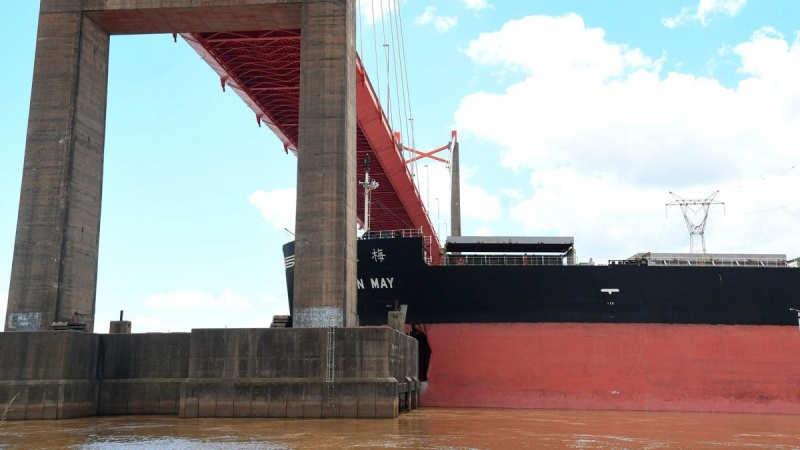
<box><xmin>5</xmin><ymin>0</ymin><xmax>357</xmax><ymax>331</ymax></box>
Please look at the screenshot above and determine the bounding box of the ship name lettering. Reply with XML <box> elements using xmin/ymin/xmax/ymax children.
<box><xmin>356</xmin><ymin>277</ymin><xmax>394</xmax><ymax>289</ymax></box>
<box><xmin>370</xmin><ymin>277</ymin><xmax>394</xmax><ymax>289</ymax></box>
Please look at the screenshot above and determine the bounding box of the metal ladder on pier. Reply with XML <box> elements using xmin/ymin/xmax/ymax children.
<box><xmin>326</xmin><ymin>325</ymin><xmax>336</xmax><ymax>413</ymax></box>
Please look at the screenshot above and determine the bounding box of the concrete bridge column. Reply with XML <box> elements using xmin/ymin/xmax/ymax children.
<box><xmin>5</xmin><ymin>11</ymin><xmax>109</xmax><ymax>332</ymax></box>
<box><xmin>450</xmin><ymin>139</ymin><xmax>461</xmax><ymax>237</ymax></box>
<box><xmin>293</xmin><ymin>0</ymin><xmax>358</xmax><ymax>328</ymax></box>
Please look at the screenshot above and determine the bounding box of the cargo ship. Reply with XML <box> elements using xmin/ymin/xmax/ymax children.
<box><xmin>282</xmin><ymin>147</ymin><xmax>800</xmax><ymax>414</ymax></box>
<box><xmin>283</xmin><ymin>232</ymin><xmax>800</xmax><ymax>414</ymax></box>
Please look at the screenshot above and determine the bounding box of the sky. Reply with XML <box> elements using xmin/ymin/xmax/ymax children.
<box><xmin>2</xmin><ymin>0</ymin><xmax>800</xmax><ymax>332</ymax></box>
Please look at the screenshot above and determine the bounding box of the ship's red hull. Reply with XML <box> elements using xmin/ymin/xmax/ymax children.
<box><xmin>420</xmin><ymin>323</ymin><xmax>800</xmax><ymax>413</ymax></box>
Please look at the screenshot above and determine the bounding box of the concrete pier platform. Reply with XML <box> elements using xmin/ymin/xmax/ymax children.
<box><xmin>0</xmin><ymin>327</ymin><xmax>418</xmax><ymax>420</ymax></box>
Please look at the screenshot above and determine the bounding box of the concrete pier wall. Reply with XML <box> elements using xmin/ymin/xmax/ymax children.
<box><xmin>180</xmin><ymin>327</ymin><xmax>417</xmax><ymax>418</ymax></box>
<box><xmin>0</xmin><ymin>327</ymin><xmax>417</xmax><ymax>420</ymax></box>
<box><xmin>97</xmin><ymin>332</ymin><xmax>191</xmax><ymax>415</ymax></box>
<box><xmin>0</xmin><ymin>332</ymin><xmax>99</xmax><ymax>420</ymax></box>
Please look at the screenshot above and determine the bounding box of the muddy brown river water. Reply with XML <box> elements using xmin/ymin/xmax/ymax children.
<box><xmin>2</xmin><ymin>408</ymin><xmax>800</xmax><ymax>449</ymax></box>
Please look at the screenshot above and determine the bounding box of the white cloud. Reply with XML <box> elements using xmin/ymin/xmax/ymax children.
<box><xmin>144</xmin><ymin>289</ymin><xmax>250</xmax><ymax>312</ymax></box>
<box><xmin>662</xmin><ymin>7</ymin><xmax>691</xmax><ymax>29</ymax></box>
<box><xmin>500</xmin><ymin>188</ymin><xmax>523</xmax><ymax>201</ymax></box>
<box><xmin>415</xmin><ymin>6</ymin><xmax>435</xmax><ymax>25</ymax></box>
<box><xmin>464</xmin><ymin>14</ymin><xmax>655</xmax><ymax>81</ymax></box>
<box><xmin>455</xmin><ymin>15</ymin><xmax>800</xmax><ymax>258</ymax></box>
<box><xmin>358</xmin><ymin>0</ymin><xmax>397</xmax><ymax>25</ymax></box>
<box><xmin>474</xmin><ymin>225</ymin><xmax>493</xmax><ymax>236</ymax></box>
<box><xmin>128</xmin><ymin>316</ymin><xmax>189</xmax><ymax>333</ymax></box>
<box><xmin>663</xmin><ymin>0</ymin><xmax>746</xmax><ymax>28</ymax></box>
<box><xmin>698</xmin><ymin>0</ymin><xmax>747</xmax><ymax>21</ymax></box>
<box><xmin>462</xmin><ymin>0</ymin><xmax>493</xmax><ymax>12</ymax></box>
<box><xmin>260</xmin><ymin>295</ymin><xmax>283</xmax><ymax>305</ymax></box>
<box><xmin>144</xmin><ymin>291</ymin><xmax>215</xmax><ymax>311</ymax></box>
<box><xmin>415</xmin><ymin>6</ymin><xmax>458</xmax><ymax>33</ymax></box>
<box><xmin>242</xmin><ymin>317</ymin><xmax>278</xmax><ymax>328</ymax></box>
<box><xmin>218</xmin><ymin>289</ymin><xmax>250</xmax><ymax>310</ymax></box>
<box><xmin>134</xmin><ymin>288</ymin><xmax>283</xmax><ymax>332</ymax></box>
<box><xmin>249</xmin><ymin>188</ymin><xmax>296</xmax><ymax>230</ymax></box>
<box><xmin>130</xmin><ymin>292</ymin><xmax>288</xmax><ymax>333</ymax></box>
<box><xmin>508</xmin><ymin>169</ymin><xmax>673</xmax><ymax>258</ymax></box>
<box><xmin>462</xmin><ymin>175</ymin><xmax>501</xmax><ymax>221</ymax></box>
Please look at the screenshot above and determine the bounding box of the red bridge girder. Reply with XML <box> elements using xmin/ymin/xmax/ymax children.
<box><xmin>182</xmin><ymin>30</ymin><xmax>442</xmax><ymax>262</ymax></box>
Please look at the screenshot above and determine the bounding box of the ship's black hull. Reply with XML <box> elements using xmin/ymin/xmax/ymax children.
<box><xmin>283</xmin><ymin>237</ymin><xmax>800</xmax><ymax>327</ymax></box>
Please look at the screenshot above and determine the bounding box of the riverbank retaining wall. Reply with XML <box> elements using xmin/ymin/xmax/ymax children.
<box><xmin>0</xmin><ymin>327</ymin><xmax>418</xmax><ymax>420</ymax></box>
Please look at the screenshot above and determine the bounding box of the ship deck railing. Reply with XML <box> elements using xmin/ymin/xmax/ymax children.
<box><xmin>441</xmin><ymin>254</ymin><xmax>795</xmax><ymax>268</ymax></box>
<box><xmin>629</xmin><ymin>256</ymin><xmax>791</xmax><ymax>267</ymax></box>
<box><xmin>442</xmin><ymin>254</ymin><xmax>575</xmax><ymax>266</ymax></box>
<box><xmin>360</xmin><ymin>229</ymin><xmax>425</xmax><ymax>240</ymax></box>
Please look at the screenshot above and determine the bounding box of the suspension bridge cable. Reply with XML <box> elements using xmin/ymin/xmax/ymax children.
<box><xmin>370</xmin><ymin>0</ymin><xmax>381</xmax><ymax>109</ymax></box>
<box><xmin>395</xmin><ymin>0</ymin><xmax>417</xmax><ymax>174</ymax></box>
<box><xmin>389</xmin><ymin>0</ymin><xmax>408</xmax><ymax>156</ymax></box>
<box><xmin>379</xmin><ymin>0</ymin><xmax>393</xmax><ymax>132</ymax></box>
<box><xmin>357</xmin><ymin>0</ymin><xmax>364</xmax><ymax>59</ymax></box>
<box><xmin>387</xmin><ymin>3</ymin><xmax>401</xmax><ymax>133</ymax></box>
<box><xmin>386</xmin><ymin>0</ymin><xmax>406</xmax><ymax>172</ymax></box>
<box><xmin>393</xmin><ymin>0</ymin><xmax>412</xmax><ymax>151</ymax></box>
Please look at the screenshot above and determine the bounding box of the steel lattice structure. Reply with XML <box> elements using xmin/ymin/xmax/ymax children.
<box><xmin>667</xmin><ymin>190</ymin><xmax>725</xmax><ymax>254</ymax></box>
<box><xmin>181</xmin><ymin>29</ymin><xmax>441</xmax><ymax>260</ymax></box>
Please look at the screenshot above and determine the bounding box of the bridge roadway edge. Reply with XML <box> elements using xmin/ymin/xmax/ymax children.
<box><xmin>0</xmin><ymin>327</ymin><xmax>419</xmax><ymax>420</ymax></box>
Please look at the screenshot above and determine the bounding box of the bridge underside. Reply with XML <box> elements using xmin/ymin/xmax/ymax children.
<box><xmin>182</xmin><ymin>30</ymin><xmax>438</xmax><ymax>240</ymax></box>
<box><xmin>84</xmin><ymin>2</ymin><xmax>437</xmax><ymax>241</ymax></box>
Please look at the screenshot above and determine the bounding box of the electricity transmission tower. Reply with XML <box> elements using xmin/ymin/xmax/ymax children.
<box><xmin>666</xmin><ymin>190</ymin><xmax>725</xmax><ymax>254</ymax></box>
